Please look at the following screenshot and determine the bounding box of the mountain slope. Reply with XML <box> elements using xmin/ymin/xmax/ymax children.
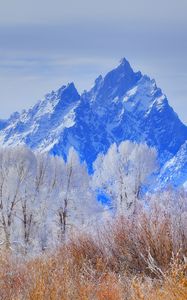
<box><xmin>0</xmin><ymin>83</ymin><xmax>80</xmax><ymax>150</ymax></box>
<box><xmin>0</xmin><ymin>58</ymin><xmax>186</xmax><ymax>185</ymax></box>
<box><xmin>158</xmin><ymin>141</ymin><xmax>187</xmax><ymax>187</ymax></box>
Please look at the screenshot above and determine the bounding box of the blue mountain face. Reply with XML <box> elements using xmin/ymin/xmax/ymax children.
<box><xmin>0</xmin><ymin>58</ymin><xmax>186</xmax><ymax>186</ymax></box>
<box><xmin>158</xmin><ymin>141</ymin><xmax>187</xmax><ymax>187</ymax></box>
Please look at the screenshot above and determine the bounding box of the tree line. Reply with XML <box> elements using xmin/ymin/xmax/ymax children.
<box><xmin>0</xmin><ymin>142</ymin><xmax>159</xmax><ymax>253</ymax></box>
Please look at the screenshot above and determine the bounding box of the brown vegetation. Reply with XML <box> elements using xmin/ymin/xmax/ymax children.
<box><xmin>0</xmin><ymin>203</ymin><xmax>186</xmax><ymax>300</ymax></box>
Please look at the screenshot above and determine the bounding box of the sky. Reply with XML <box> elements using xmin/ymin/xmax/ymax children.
<box><xmin>0</xmin><ymin>0</ymin><xmax>187</xmax><ymax>123</ymax></box>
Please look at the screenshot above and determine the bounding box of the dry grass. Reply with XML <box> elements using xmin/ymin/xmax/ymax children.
<box><xmin>0</xmin><ymin>203</ymin><xmax>187</xmax><ymax>300</ymax></box>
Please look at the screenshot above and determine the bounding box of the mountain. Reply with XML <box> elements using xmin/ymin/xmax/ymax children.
<box><xmin>158</xmin><ymin>141</ymin><xmax>187</xmax><ymax>187</ymax></box>
<box><xmin>0</xmin><ymin>58</ymin><xmax>186</xmax><ymax>186</ymax></box>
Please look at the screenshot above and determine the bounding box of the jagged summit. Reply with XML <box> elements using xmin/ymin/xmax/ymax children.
<box><xmin>0</xmin><ymin>58</ymin><xmax>186</xmax><ymax>186</ymax></box>
<box><xmin>119</xmin><ymin>57</ymin><xmax>130</xmax><ymax>65</ymax></box>
<box><xmin>118</xmin><ymin>57</ymin><xmax>135</xmax><ymax>73</ymax></box>
<box><xmin>86</xmin><ymin>58</ymin><xmax>142</xmax><ymax>103</ymax></box>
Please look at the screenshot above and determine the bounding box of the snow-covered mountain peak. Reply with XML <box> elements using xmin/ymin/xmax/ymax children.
<box><xmin>29</xmin><ymin>82</ymin><xmax>80</xmax><ymax>120</ymax></box>
<box><xmin>86</xmin><ymin>59</ymin><xmax>142</xmax><ymax>104</ymax></box>
<box><xmin>56</xmin><ymin>82</ymin><xmax>80</xmax><ymax>103</ymax></box>
<box><xmin>0</xmin><ymin>82</ymin><xmax>80</xmax><ymax>148</ymax></box>
<box><xmin>117</xmin><ymin>57</ymin><xmax>134</xmax><ymax>72</ymax></box>
<box><xmin>0</xmin><ymin>58</ymin><xmax>186</xmax><ymax>187</ymax></box>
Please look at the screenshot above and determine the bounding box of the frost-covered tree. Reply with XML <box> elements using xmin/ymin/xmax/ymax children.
<box><xmin>0</xmin><ymin>147</ymin><xmax>36</xmax><ymax>249</ymax></box>
<box><xmin>31</xmin><ymin>153</ymin><xmax>59</xmax><ymax>251</ymax></box>
<box><xmin>92</xmin><ymin>141</ymin><xmax>157</xmax><ymax>215</ymax></box>
<box><xmin>0</xmin><ymin>146</ymin><xmax>102</xmax><ymax>252</ymax></box>
<box><xmin>54</xmin><ymin>147</ymin><xmax>102</xmax><ymax>242</ymax></box>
